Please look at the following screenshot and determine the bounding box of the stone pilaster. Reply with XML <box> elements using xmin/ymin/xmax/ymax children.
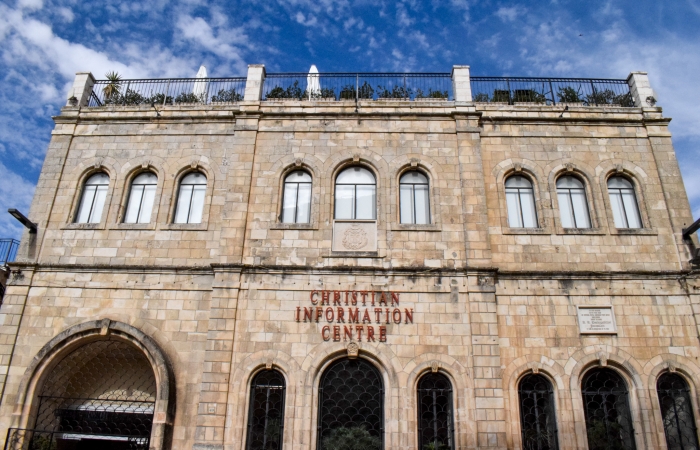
<box><xmin>243</xmin><ymin>65</ymin><xmax>266</xmax><ymax>102</ymax></box>
<box><xmin>66</xmin><ymin>72</ymin><xmax>96</xmax><ymax>107</ymax></box>
<box><xmin>452</xmin><ymin>65</ymin><xmax>472</xmax><ymax>103</ymax></box>
<box><xmin>627</xmin><ymin>72</ymin><xmax>656</xmax><ymax>107</ymax></box>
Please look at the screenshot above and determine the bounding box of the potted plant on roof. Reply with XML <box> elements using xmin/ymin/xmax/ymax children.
<box><xmin>557</xmin><ymin>86</ymin><xmax>584</xmax><ymax>106</ymax></box>
<box><xmin>415</xmin><ymin>88</ymin><xmax>449</xmax><ymax>101</ymax></box>
<box><xmin>103</xmin><ymin>71</ymin><xmax>123</xmax><ymax>105</ymax></box>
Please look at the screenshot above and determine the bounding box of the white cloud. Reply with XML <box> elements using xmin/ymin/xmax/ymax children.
<box><xmin>17</xmin><ymin>0</ymin><xmax>42</xmax><ymax>11</ymax></box>
<box><xmin>57</xmin><ymin>7</ymin><xmax>74</xmax><ymax>23</ymax></box>
<box><xmin>0</xmin><ymin>161</ymin><xmax>36</xmax><ymax>238</ymax></box>
<box><xmin>495</xmin><ymin>6</ymin><xmax>524</xmax><ymax>22</ymax></box>
<box><xmin>294</xmin><ymin>11</ymin><xmax>318</xmax><ymax>27</ymax></box>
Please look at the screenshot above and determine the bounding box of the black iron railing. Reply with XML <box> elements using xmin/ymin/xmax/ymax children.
<box><xmin>88</xmin><ymin>77</ymin><xmax>247</xmax><ymax>107</ymax></box>
<box><xmin>470</xmin><ymin>77</ymin><xmax>633</xmax><ymax>106</ymax></box>
<box><xmin>4</xmin><ymin>428</ymin><xmax>150</xmax><ymax>450</ymax></box>
<box><xmin>263</xmin><ymin>73</ymin><xmax>453</xmax><ymax>101</ymax></box>
<box><xmin>0</xmin><ymin>239</ymin><xmax>18</xmax><ymax>266</ymax></box>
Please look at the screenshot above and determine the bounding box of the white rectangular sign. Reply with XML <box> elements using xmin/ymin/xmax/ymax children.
<box><xmin>577</xmin><ymin>306</ymin><xmax>617</xmax><ymax>334</ymax></box>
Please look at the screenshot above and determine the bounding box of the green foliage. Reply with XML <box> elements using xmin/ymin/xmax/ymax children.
<box><xmin>557</xmin><ymin>86</ymin><xmax>584</xmax><ymax>103</ymax></box>
<box><xmin>339</xmin><ymin>84</ymin><xmax>356</xmax><ymax>100</ymax></box>
<box><xmin>103</xmin><ymin>88</ymin><xmax>147</xmax><ymax>105</ymax></box>
<box><xmin>303</xmin><ymin>87</ymin><xmax>337</xmax><ymax>100</ymax></box>
<box><xmin>321</xmin><ymin>426</ymin><xmax>382</xmax><ymax>450</ymax></box>
<box><xmin>415</xmin><ymin>89</ymin><xmax>449</xmax><ymax>99</ymax></box>
<box><xmin>266</xmin><ymin>80</ymin><xmax>304</xmax><ymax>99</ymax></box>
<box><xmin>512</xmin><ymin>89</ymin><xmax>546</xmax><ymax>103</ymax></box>
<box><xmin>146</xmin><ymin>93</ymin><xmax>174</xmax><ymax>105</ymax></box>
<box><xmin>174</xmin><ymin>92</ymin><xmax>203</xmax><ymax>103</ymax></box>
<box><xmin>585</xmin><ymin>89</ymin><xmax>633</xmax><ymax>106</ymax></box>
<box><xmin>586</xmin><ymin>419</ymin><xmax>626</xmax><ymax>450</ymax></box>
<box><xmin>522</xmin><ymin>428</ymin><xmax>554</xmax><ymax>450</ymax></box>
<box><xmin>423</xmin><ymin>441</ymin><xmax>450</xmax><ymax>450</ymax></box>
<box><xmin>103</xmin><ymin>71</ymin><xmax>122</xmax><ymax>100</ymax></box>
<box><xmin>211</xmin><ymin>88</ymin><xmax>243</xmax><ymax>102</ymax></box>
<box><xmin>357</xmin><ymin>81</ymin><xmax>374</xmax><ymax>99</ymax></box>
<box><xmin>492</xmin><ymin>89</ymin><xmax>511</xmax><ymax>103</ymax></box>
<box><xmin>376</xmin><ymin>84</ymin><xmax>411</xmax><ymax>99</ymax></box>
<box><xmin>30</xmin><ymin>435</ymin><xmax>56</xmax><ymax>450</ymax></box>
<box><xmin>473</xmin><ymin>92</ymin><xmax>490</xmax><ymax>102</ymax></box>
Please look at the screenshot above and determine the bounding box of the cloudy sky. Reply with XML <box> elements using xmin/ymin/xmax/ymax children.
<box><xmin>1</xmin><ymin>0</ymin><xmax>699</xmax><ymax>238</ymax></box>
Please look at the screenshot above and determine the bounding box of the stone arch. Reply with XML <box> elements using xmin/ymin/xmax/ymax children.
<box><xmin>502</xmin><ymin>355</ymin><xmax>569</xmax><ymax>450</ymax></box>
<box><xmin>492</xmin><ymin>158</ymin><xmax>549</xmax><ymax>231</ymax></box>
<box><xmin>66</xmin><ymin>157</ymin><xmax>120</xmax><ymax>224</ymax></box>
<box><xmin>546</xmin><ymin>159</ymin><xmax>605</xmax><ymax>231</ymax></box>
<box><xmin>13</xmin><ymin>319</ymin><xmax>175</xmax><ymax>450</ymax></box>
<box><xmin>595</xmin><ymin>160</ymin><xmax>654</xmax><ymax>232</ymax></box>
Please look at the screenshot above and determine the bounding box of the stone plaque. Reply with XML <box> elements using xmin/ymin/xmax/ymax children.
<box><xmin>577</xmin><ymin>306</ymin><xmax>617</xmax><ymax>334</ymax></box>
<box><xmin>332</xmin><ymin>221</ymin><xmax>377</xmax><ymax>252</ymax></box>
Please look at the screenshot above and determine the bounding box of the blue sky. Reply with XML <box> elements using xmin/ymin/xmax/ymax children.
<box><xmin>1</xmin><ymin>0</ymin><xmax>699</xmax><ymax>238</ymax></box>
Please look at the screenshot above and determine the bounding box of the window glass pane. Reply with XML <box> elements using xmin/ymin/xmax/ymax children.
<box><xmin>337</xmin><ymin>167</ymin><xmax>375</xmax><ymax>184</ymax></box>
<box><xmin>86</xmin><ymin>173</ymin><xmax>110</xmax><ymax>185</ymax></box>
<box><xmin>557</xmin><ymin>176</ymin><xmax>584</xmax><ymax>189</ymax></box>
<box><xmin>400</xmin><ymin>171</ymin><xmax>428</xmax><ymax>184</ymax></box>
<box><xmin>124</xmin><ymin>185</ymin><xmax>145</xmax><ymax>224</ymax></box>
<box><xmin>570</xmin><ymin>190</ymin><xmax>591</xmax><ymax>228</ymax></box>
<box><xmin>174</xmin><ymin>186</ymin><xmax>193</xmax><ymax>223</ymax></box>
<box><xmin>418</xmin><ymin>373</ymin><xmax>454</xmax><ymax>450</ymax></box>
<box><xmin>621</xmin><ymin>191</ymin><xmax>641</xmax><ymax>228</ymax></box>
<box><xmin>286</xmin><ymin>170</ymin><xmax>312</xmax><ymax>183</ymax></box>
<box><xmin>89</xmin><ymin>185</ymin><xmax>108</xmax><ymax>223</ymax></box>
<box><xmin>132</xmin><ymin>172</ymin><xmax>157</xmax><ymax>185</ymax></box>
<box><xmin>520</xmin><ymin>190</ymin><xmax>538</xmax><ymax>228</ymax></box>
<box><xmin>139</xmin><ymin>184</ymin><xmax>157</xmax><ymax>223</ymax></box>
<box><xmin>558</xmin><ymin>192</ymin><xmax>574</xmax><ymax>228</ymax></box>
<box><xmin>506</xmin><ymin>190</ymin><xmax>523</xmax><ymax>228</ymax></box>
<box><xmin>246</xmin><ymin>370</ymin><xmax>286</xmax><ymax>450</ymax></box>
<box><xmin>400</xmin><ymin>185</ymin><xmax>414</xmax><ymax>224</ymax></box>
<box><xmin>608</xmin><ymin>176</ymin><xmax>633</xmax><ymax>189</ymax></box>
<box><xmin>188</xmin><ymin>185</ymin><xmax>206</xmax><ymax>224</ymax></box>
<box><xmin>414</xmin><ymin>185</ymin><xmax>430</xmax><ymax>224</ymax></box>
<box><xmin>335</xmin><ymin>185</ymin><xmax>354</xmax><ymax>219</ymax></box>
<box><xmin>296</xmin><ymin>183</ymin><xmax>312</xmax><ymax>223</ymax></box>
<box><xmin>181</xmin><ymin>172</ymin><xmax>207</xmax><ymax>185</ymax></box>
<box><xmin>282</xmin><ymin>183</ymin><xmax>299</xmax><ymax>223</ymax></box>
<box><xmin>76</xmin><ymin>186</ymin><xmax>97</xmax><ymax>223</ymax></box>
<box><xmin>609</xmin><ymin>191</ymin><xmax>627</xmax><ymax>228</ymax></box>
<box><xmin>355</xmin><ymin>185</ymin><xmax>376</xmax><ymax>220</ymax></box>
<box><xmin>505</xmin><ymin>176</ymin><xmax>533</xmax><ymax>189</ymax></box>
<box><xmin>519</xmin><ymin>374</ymin><xmax>559</xmax><ymax>450</ymax></box>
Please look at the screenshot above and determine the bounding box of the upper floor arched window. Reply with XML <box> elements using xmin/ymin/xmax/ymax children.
<box><xmin>556</xmin><ymin>176</ymin><xmax>591</xmax><ymax>229</ymax></box>
<box><xmin>174</xmin><ymin>172</ymin><xmax>207</xmax><ymax>224</ymax></box>
<box><xmin>607</xmin><ymin>177</ymin><xmax>642</xmax><ymax>229</ymax></box>
<box><xmin>124</xmin><ymin>172</ymin><xmax>157</xmax><ymax>224</ymax></box>
<box><xmin>246</xmin><ymin>369</ymin><xmax>286</xmax><ymax>450</ymax></box>
<box><xmin>335</xmin><ymin>167</ymin><xmax>376</xmax><ymax>220</ymax></box>
<box><xmin>417</xmin><ymin>372</ymin><xmax>454</xmax><ymax>450</ymax></box>
<box><xmin>281</xmin><ymin>170</ymin><xmax>312</xmax><ymax>223</ymax></box>
<box><xmin>505</xmin><ymin>175</ymin><xmax>538</xmax><ymax>228</ymax></box>
<box><xmin>399</xmin><ymin>171</ymin><xmax>430</xmax><ymax>224</ymax></box>
<box><xmin>75</xmin><ymin>172</ymin><xmax>110</xmax><ymax>223</ymax></box>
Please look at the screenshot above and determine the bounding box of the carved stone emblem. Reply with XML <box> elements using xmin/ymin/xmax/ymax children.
<box><xmin>342</xmin><ymin>225</ymin><xmax>369</xmax><ymax>250</ymax></box>
<box><xmin>347</xmin><ymin>342</ymin><xmax>359</xmax><ymax>359</ymax></box>
<box><xmin>431</xmin><ymin>361</ymin><xmax>439</xmax><ymax>373</ymax></box>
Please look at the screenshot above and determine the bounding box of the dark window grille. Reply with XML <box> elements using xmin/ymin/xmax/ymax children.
<box><xmin>317</xmin><ymin>358</ymin><xmax>384</xmax><ymax>450</ymax></box>
<box><xmin>518</xmin><ymin>374</ymin><xmax>558</xmax><ymax>450</ymax></box>
<box><xmin>582</xmin><ymin>368</ymin><xmax>636</xmax><ymax>450</ymax></box>
<box><xmin>417</xmin><ymin>372</ymin><xmax>454</xmax><ymax>450</ymax></box>
<box><xmin>246</xmin><ymin>369</ymin><xmax>286</xmax><ymax>450</ymax></box>
<box><xmin>7</xmin><ymin>339</ymin><xmax>157</xmax><ymax>450</ymax></box>
<box><xmin>657</xmin><ymin>373</ymin><xmax>700</xmax><ymax>450</ymax></box>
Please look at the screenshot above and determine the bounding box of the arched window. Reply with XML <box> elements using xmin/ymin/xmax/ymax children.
<box><xmin>657</xmin><ymin>372</ymin><xmax>699</xmax><ymax>450</ymax></box>
<box><xmin>335</xmin><ymin>167</ymin><xmax>376</xmax><ymax>220</ymax></box>
<box><xmin>582</xmin><ymin>368</ymin><xmax>636</xmax><ymax>450</ymax></box>
<box><xmin>124</xmin><ymin>172</ymin><xmax>158</xmax><ymax>224</ymax></box>
<box><xmin>318</xmin><ymin>358</ymin><xmax>383</xmax><ymax>450</ymax></box>
<box><xmin>281</xmin><ymin>170</ymin><xmax>312</xmax><ymax>223</ymax></box>
<box><xmin>607</xmin><ymin>177</ymin><xmax>642</xmax><ymax>229</ymax></box>
<box><xmin>518</xmin><ymin>373</ymin><xmax>558</xmax><ymax>450</ymax></box>
<box><xmin>246</xmin><ymin>370</ymin><xmax>286</xmax><ymax>450</ymax></box>
<box><xmin>75</xmin><ymin>172</ymin><xmax>110</xmax><ymax>223</ymax></box>
<box><xmin>400</xmin><ymin>171</ymin><xmax>430</xmax><ymax>224</ymax></box>
<box><xmin>174</xmin><ymin>172</ymin><xmax>207</xmax><ymax>224</ymax></box>
<box><xmin>417</xmin><ymin>372</ymin><xmax>454</xmax><ymax>450</ymax></box>
<box><xmin>556</xmin><ymin>176</ymin><xmax>591</xmax><ymax>229</ymax></box>
<box><xmin>30</xmin><ymin>340</ymin><xmax>156</xmax><ymax>449</ymax></box>
<box><xmin>505</xmin><ymin>175</ymin><xmax>538</xmax><ymax>228</ymax></box>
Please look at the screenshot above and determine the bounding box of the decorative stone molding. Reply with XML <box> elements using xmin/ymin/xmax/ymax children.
<box><xmin>333</xmin><ymin>221</ymin><xmax>377</xmax><ymax>252</ymax></box>
<box><xmin>431</xmin><ymin>361</ymin><xmax>439</xmax><ymax>373</ymax></box>
<box><xmin>347</xmin><ymin>342</ymin><xmax>359</xmax><ymax>359</ymax></box>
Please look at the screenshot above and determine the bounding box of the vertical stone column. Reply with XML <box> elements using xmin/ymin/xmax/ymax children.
<box><xmin>627</xmin><ymin>72</ymin><xmax>656</xmax><ymax>107</ymax></box>
<box><xmin>468</xmin><ymin>273</ymin><xmax>505</xmax><ymax>449</ymax></box>
<box><xmin>452</xmin><ymin>65</ymin><xmax>472</xmax><ymax>102</ymax></box>
<box><xmin>66</xmin><ymin>72</ymin><xmax>96</xmax><ymax>107</ymax></box>
<box><xmin>244</xmin><ymin>64</ymin><xmax>266</xmax><ymax>102</ymax></box>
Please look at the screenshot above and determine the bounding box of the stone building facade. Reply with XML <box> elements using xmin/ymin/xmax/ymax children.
<box><xmin>0</xmin><ymin>65</ymin><xmax>698</xmax><ymax>450</ymax></box>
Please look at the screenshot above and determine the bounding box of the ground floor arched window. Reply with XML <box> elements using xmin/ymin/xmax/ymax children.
<box><xmin>22</xmin><ymin>339</ymin><xmax>157</xmax><ymax>450</ymax></box>
<box><xmin>657</xmin><ymin>372</ymin><xmax>700</xmax><ymax>450</ymax></box>
<box><xmin>317</xmin><ymin>358</ymin><xmax>384</xmax><ymax>450</ymax></box>
<box><xmin>518</xmin><ymin>373</ymin><xmax>558</xmax><ymax>450</ymax></box>
<box><xmin>417</xmin><ymin>372</ymin><xmax>454</xmax><ymax>450</ymax></box>
<box><xmin>582</xmin><ymin>368</ymin><xmax>636</xmax><ymax>450</ymax></box>
<box><xmin>246</xmin><ymin>369</ymin><xmax>286</xmax><ymax>450</ymax></box>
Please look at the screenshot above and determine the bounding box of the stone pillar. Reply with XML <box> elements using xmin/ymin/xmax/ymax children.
<box><xmin>244</xmin><ymin>64</ymin><xmax>266</xmax><ymax>102</ymax></box>
<box><xmin>452</xmin><ymin>65</ymin><xmax>472</xmax><ymax>102</ymax></box>
<box><xmin>627</xmin><ymin>72</ymin><xmax>657</xmax><ymax>107</ymax></box>
<box><xmin>66</xmin><ymin>72</ymin><xmax>95</xmax><ymax>107</ymax></box>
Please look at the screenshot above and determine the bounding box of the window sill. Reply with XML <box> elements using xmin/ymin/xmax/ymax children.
<box><xmin>502</xmin><ymin>227</ymin><xmax>550</xmax><ymax>235</ymax></box>
<box><xmin>555</xmin><ymin>227</ymin><xmax>606</xmax><ymax>235</ymax></box>
<box><xmin>391</xmin><ymin>224</ymin><xmax>442</xmax><ymax>232</ymax></box>
<box><xmin>160</xmin><ymin>223</ymin><xmax>209</xmax><ymax>231</ymax></box>
<box><xmin>269</xmin><ymin>223</ymin><xmax>319</xmax><ymax>230</ymax></box>
<box><xmin>61</xmin><ymin>223</ymin><xmax>106</xmax><ymax>230</ymax></box>
<box><xmin>109</xmin><ymin>223</ymin><xmax>157</xmax><ymax>231</ymax></box>
<box><xmin>610</xmin><ymin>228</ymin><xmax>657</xmax><ymax>236</ymax></box>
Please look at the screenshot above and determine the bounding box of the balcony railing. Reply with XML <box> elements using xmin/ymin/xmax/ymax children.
<box><xmin>470</xmin><ymin>77</ymin><xmax>633</xmax><ymax>106</ymax></box>
<box><xmin>0</xmin><ymin>239</ymin><xmax>19</xmax><ymax>266</ymax></box>
<box><xmin>88</xmin><ymin>77</ymin><xmax>247</xmax><ymax>107</ymax></box>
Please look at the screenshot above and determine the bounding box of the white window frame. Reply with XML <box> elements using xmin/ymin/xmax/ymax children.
<box><xmin>174</xmin><ymin>172</ymin><xmax>207</xmax><ymax>224</ymax></box>
<box><xmin>505</xmin><ymin>175</ymin><xmax>538</xmax><ymax>228</ymax></box>
<box><xmin>124</xmin><ymin>172</ymin><xmax>158</xmax><ymax>224</ymax></box>
<box><xmin>75</xmin><ymin>172</ymin><xmax>110</xmax><ymax>224</ymax></box>
<box><xmin>607</xmin><ymin>176</ymin><xmax>642</xmax><ymax>229</ymax></box>
<box><xmin>399</xmin><ymin>171</ymin><xmax>431</xmax><ymax>225</ymax></box>
<box><xmin>281</xmin><ymin>170</ymin><xmax>312</xmax><ymax>224</ymax></box>
<box><xmin>334</xmin><ymin>167</ymin><xmax>377</xmax><ymax>220</ymax></box>
<box><xmin>556</xmin><ymin>175</ymin><xmax>592</xmax><ymax>229</ymax></box>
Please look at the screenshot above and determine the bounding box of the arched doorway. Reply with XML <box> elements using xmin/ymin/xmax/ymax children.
<box><xmin>11</xmin><ymin>339</ymin><xmax>157</xmax><ymax>450</ymax></box>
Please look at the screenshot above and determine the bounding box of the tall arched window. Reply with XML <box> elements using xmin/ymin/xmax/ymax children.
<box><xmin>318</xmin><ymin>358</ymin><xmax>383</xmax><ymax>450</ymax></box>
<box><xmin>281</xmin><ymin>170</ymin><xmax>312</xmax><ymax>223</ymax></box>
<box><xmin>174</xmin><ymin>172</ymin><xmax>207</xmax><ymax>224</ymax></box>
<box><xmin>30</xmin><ymin>340</ymin><xmax>156</xmax><ymax>449</ymax></box>
<box><xmin>607</xmin><ymin>177</ymin><xmax>642</xmax><ymax>229</ymax></box>
<box><xmin>417</xmin><ymin>372</ymin><xmax>454</xmax><ymax>450</ymax></box>
<box><xmin>505</xmin><ymin>175</ymin><xmax>538</xmax><ymax>228</ymax></box>
<box><xmin>582</xmin><ymin>369</ymin><xmax>636</xmax><ymax>450</ymax></box>
<box><xmin>75</xmin><ymin>172</ymin><xmax>110</xmax><ymax>223</ymax></box>
<box><xmin>246</xmin><ymin>370</ymin><xmax>286</xmax><ymax>450</ymax></box>
<box><xmin>518</xmin><ymin>373</ymin><xmax>558</xmax><ymax>450</ymax></box>
<box><xmin>335</xmin><ymin>167</ymin><xmax>376</xmax><ymax>220</ymax></box>
<box><xmin>657</xmin><ymin>372</ymin><xmax>700</xmax><ymax>450</ymax></box>
<box><xmin>400</xmin><ymin>171</ymin><xmax>430</xmax><ymax>224</ymax></box>
<box><xmin>556</xmin><ymin>176</ymin><xmax>591</xmax><ymax>229</ymax></box>
<box><xmin>124</xmin><ymin>172</ymin><xmax>158</xmax><ymax>224</ymax></box>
